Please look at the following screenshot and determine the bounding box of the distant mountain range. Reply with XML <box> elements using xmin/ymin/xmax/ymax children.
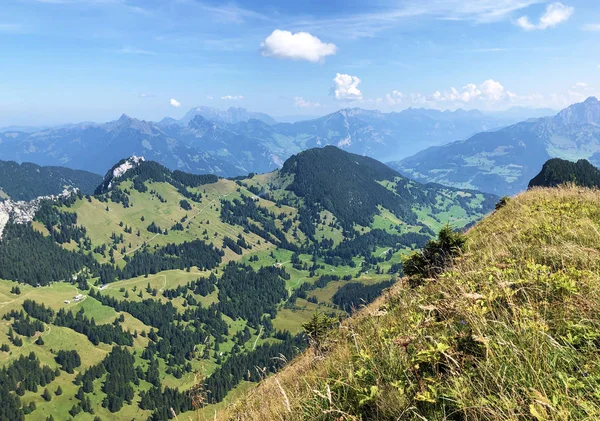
<box><xmin>0</xmin><ymin>105</ymin><xmax>552</xmax><ymax>177</ymax></box>
<box><xmin>392</xmin><ymin>97</ymin><xmax>600</xmax><ymax>196</ymax></box>
<box><xmin>0</xmin><ymin>160</ymin><xmax>101</xmax><ymax>201</ymax></box>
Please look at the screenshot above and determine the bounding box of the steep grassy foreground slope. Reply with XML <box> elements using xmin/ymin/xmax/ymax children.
<box><xmin>221</xmin><ymin>186</ymin><xmax>600</xmax><ymax>420</ymax></box>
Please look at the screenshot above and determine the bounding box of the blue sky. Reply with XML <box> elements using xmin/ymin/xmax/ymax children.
<box><xmin>1</xmin><ymin>0</ymin><xmax>599</xmax><ymax>125</ymax></box>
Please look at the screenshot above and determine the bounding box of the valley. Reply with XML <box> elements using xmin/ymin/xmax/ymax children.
<box><xmin>393</xmin><ymin>97</ymin><xmax>600</xmax><ymax>196</ymax></box>
<box><xmin>0</xmin><ymin>147</ymin><xmax>495</xmax><ymax>420</ymax></box>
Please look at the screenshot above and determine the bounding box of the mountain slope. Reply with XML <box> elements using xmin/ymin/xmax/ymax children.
<box><xmin>222</xmin><ymin>185</ymin><xmax>600</xmax><ymax>420</ymax></box>
<box><xmin>0</xmin><ymin>160</ymin><xmax>101</xmax><ymax>201</ymax></box>
<box><xmin>528</xmin><ymin>158</ymin><xmax>600</xmax><ymax>189</ymax></box>
<box><xmin>0</xmin><ymin>148</ymin><xmax>497</xmax><ymax>420</ymax></box>
<box><xmin>277</xmin><ymin>146</ymin><xmax>496</xmax><ymax>232</ymax></box>
<box><xmin>392</xmin><ymin>97</ymin><xmax>600</xmax><ymax>196</ymax></box>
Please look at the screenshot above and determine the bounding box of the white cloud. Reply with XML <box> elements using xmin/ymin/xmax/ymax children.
<box><xmin>385</xmin><ymin>80</ymin><xmax>518</xmax><ymax>109</ymax></box>
<box><xmin>206</xmin><ymin>96</ymin><xmax>214</xmax><ymax>100</ymax></box>
<box><xmin>332</xmin><ymin>73</ymin><xmax>363</xmax><ymax>101</ymax></box>
<box><xmin>430</xmin><ymin>79</ymin><xmax>515</xmax><ymax>103</ymax></box>
<box><xmin>260</xmin><ymin>29</ymin><xmax>337</xmax><ymax>63</ymax></box>
<box><xmin>516</xmin><ymin>2</ymin><xmax>573</xmax><ymax>31</ymax></box>
<box><xmin>294</xmin><ymin>97</ymin><xmax>321</xmax><ymax>108</ymax></box>
<box><xmin>117</xmin><ymin>45</ymin><xmax>156</xmax><ymax>55</ymax></box>
<box><xmin>385</xmin><ymin>90</ymin><xmax>404</xmax><ymax>105</ymax></box>
<box><xmin>582</xmin><ymin>23</ymin><xmax>600</xmax><ymax>31</ymax></box>
<box><xmin>221</xmin><ymin>95</ymin><xmax>244</xmax><ymax>100</ymax></box>
<box><xmin>169</xmin><ymin>98</ymin><xmax>181</xmax><ymax>108</ymax></box>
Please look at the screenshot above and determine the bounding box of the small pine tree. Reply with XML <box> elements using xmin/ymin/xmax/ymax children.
<box><xmin>302</xmin><ymin>311</ymin><xmax>336</xmax><ymax>352</ymax></box>
<box><xmin>42</xmin><ymin>388</ymin><xmax>52</xmax><ymax>402</ymax></box>
<box><xmin>55</xmin><ymin>385</ymin><xmax>63</xmax><ymax>396</ymax></box>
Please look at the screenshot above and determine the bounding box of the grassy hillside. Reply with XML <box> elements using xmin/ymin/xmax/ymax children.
<box><xmin>221</xmin><ymin>185</ymin><xmax>600</xmax><ymax>420</ymax></box>
<box><xmin>0</xmin><ymin>148</ymin><xmax>496</xmax><ymax>420</ymax></box>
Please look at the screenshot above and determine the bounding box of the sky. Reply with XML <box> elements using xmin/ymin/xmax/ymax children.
<box><xmin>1</xmin><ymin>0</ymin><xmax>599</xmax><ymax>125</ymax></box>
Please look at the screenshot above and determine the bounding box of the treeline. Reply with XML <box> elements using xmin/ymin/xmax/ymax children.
<box><xmin>35</xmin><ymin>199</ymin><xmax>89</xmax><ymax>244</ymax></box>
<box><xmin>332</xmin><ymin>280</ymin><xmax>395</xmax><ymax>313</ymax></box>
<box><xmin>205</xmin><ymin>334</ymin><xmax>307</xmax><ymax>404</ymax></box>
<box><xmin>215</xmin><ymin>262</ymin><xmax>288</xmax><ymax>324</ymax></box>
<box><xmin>220</xmin><ymin>196</ymin><xmax>297</xmax><ymax>251</ymax></box>
<box><xmin>89</xmin><ymin>289</ymin><xmax>223</xmax><ymax>366</ymax></box>
<box><xmin>326</xmin><ymin>229</ymin><xmax>429</xmax><ymax>265</ymax></box>
<box><xmin>99</xmin><ymin>239</ymin><xmax>223</xmax><ymax>283</ymax></box>
<box><xmin>54</xmin><ymin>308</ymin><xmax>133</xmax><ymax>346</ymax></box>
<box><xmin>0</xmin><ymin>352</ymin><xmax>59</xmax><ymax>419</ymax></box>
<box><xmin>286</xmin><ymin>273</ymin><xmax>348</xmax><ymax>307</ymax></box>
<box><xmin>74</xmin><ymin>346</ymin><xmax>139</xmax><ymax>413</ymax></box>
<box><xmin>0</xmin><ymin>223</ymin><xmax>97</xmax><ymax>286</ymax></box>
<box><xmin>162</xmin><ymin>273</ymin><xmax>216</xmax><ymax>299</ymax></box>
<box><xmin>18</xmin><ymin>299</ymin><xmax>133</xmax><ymax>346</ymax></box>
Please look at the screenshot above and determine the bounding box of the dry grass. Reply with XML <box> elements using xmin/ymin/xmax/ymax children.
<box><xmin>217</xmin><ymin>186</ymin><xmax>600</xmax><ymax>421</ymax></box>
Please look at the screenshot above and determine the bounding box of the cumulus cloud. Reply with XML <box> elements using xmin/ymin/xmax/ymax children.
<box><xmin>385</xmin><ymin>90</ymin><xmax>404</xmax><ymax>105</ymax></box>
<box><xmin>294</xmin><ymin>97</ymin><xmax>321</xmax><ymax>108</ymax></box>
<box><xmin>430</xmin><ymin>79</ymin><xmax>515</xmax><ymax>103</ymax></box>
<box><xmin>261</xmin><ymin>29</ymin><xmax>337</xmax><ymax>62</ymax></box>
<box><xmin>516</xmin><ymin>2</ymin><xmax>573</xmax><ymax>30</ymax></box>
<box><xmin>582</xmin><ymin>24</ymin><xmax>600</xmax><ymax>31</ymax></box>
<box><xmin>332</xmin><ymin>73</ymin><xmax>363</xmax><ymax>101</ymax></box>
<box><xmin>221</xmin><ymin>95</ymin><xmax>244</xmax><ymax>100</ymax></box>
<box><xmin>169</xmin><ymin>98</ymin><xmax>181</xmax><ymax>107</ymax></box>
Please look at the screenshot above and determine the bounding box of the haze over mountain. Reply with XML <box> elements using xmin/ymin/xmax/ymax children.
<box><xmin>0</xmin><ymin>105</ymin><xmax>551</xmax><ymax>178</ymax></box>
<box><xmin>177</xmin><ymin>106</ymin><xmax>277</xmax><ymax>126</ymax></box>
<box><xmin>392</xmin><ymin>97</ymin><xmax>600</xmax><ymax>196</ymax></box>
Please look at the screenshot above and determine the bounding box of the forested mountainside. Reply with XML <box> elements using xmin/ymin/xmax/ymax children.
<box><xmin>0</xmin><ymin>106</ymin><xmax>547</xmax><ymax>178</ymax></box>
<box><xmin>222</xmin><ymin>185</ymin><xmax>600</xmax><ymax>420</ymax></box>
<box><xmin>392</xmin><ymin>97</ymin><xmax>600</xmax><ymax>196</ymax></box>
<box><xmin>0</xmin><ymin>160</ymin><xmax>101</xmax><ymax>201</ymax></box>
<box><xmin>0</xmin><ymin>147</ymin><xmax>495</xmax><ymax>421</ymax></box>
<box><xmin>528</xmin><ymin>158</ymin><xmax>600</xmax><ymax>189</ymax></box>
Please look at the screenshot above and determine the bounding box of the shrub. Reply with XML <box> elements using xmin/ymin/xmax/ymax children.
<box><xmin>403</xmin><ymin>225</ymin><xmax>466</xmax><ymax>282</ymax></box>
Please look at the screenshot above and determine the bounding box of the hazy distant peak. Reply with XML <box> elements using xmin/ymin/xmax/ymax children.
<box><xmin>181</xmin><ymin>106</ymin><xmax>276</xmax><ymax>125</ymax></box>
<box><xmin>553</xmin><ymin>96</ymin><xmax>600</xmax><ymax>126</ymax></box>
